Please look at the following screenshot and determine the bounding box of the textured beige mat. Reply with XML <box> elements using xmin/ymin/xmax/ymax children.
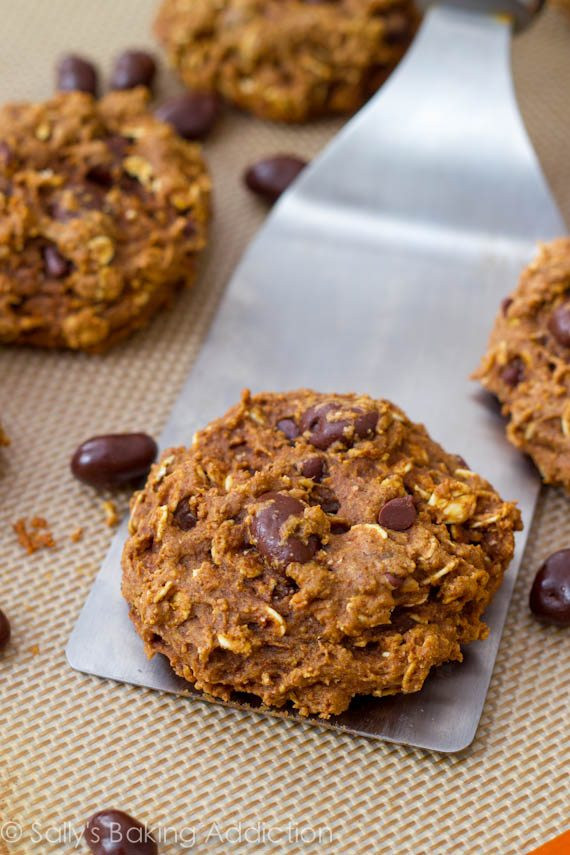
<box><xmin>1</xmin><ymin>2</ymin><xmax>570</xmax><ymax>853</ymax></box>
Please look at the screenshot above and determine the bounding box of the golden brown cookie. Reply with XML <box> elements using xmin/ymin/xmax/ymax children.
<box><xmin>0</xmin><ymin>89</ymin><xmax>210</xmax><ymax>352</ymax></box>
<box><xmin>474</xmin><ymin>239</ymin><xmax>570</xmax><ymax>491</ymax></box>
<box><xmin>154</xmin><ymin>0</ymin><xmax>418</xmax><ymax>123</ymax></box>
<box><xmin>122</xmin><ymin>389</ymin><xmax>521</xmax><ymax>718</ymax></box>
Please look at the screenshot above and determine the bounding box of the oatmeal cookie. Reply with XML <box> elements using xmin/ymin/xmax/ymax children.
<box><xmin>0</xmin><ymin>88</ymin><xmax>210</xmax><ymax>352</ymax></box>
<box><xmin>122</xmin><ymin>389</ymin><xmax>521</xmax><ymax>718</ymax></box>
<box><xmin>154</xmin><ymin>0</ymin><xmax>418</xmax><ymax>123</ymax></box>
<box><xmin>474</xmin><ymin>239</ymin><xmax>570</xmax><ymax>491</ymax></box>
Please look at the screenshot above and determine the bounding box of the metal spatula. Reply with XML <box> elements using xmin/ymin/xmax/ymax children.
<box><xmin>68</xmin><ymin>0</ymin><xmax>564</xmax><ymax>752</ymax></box>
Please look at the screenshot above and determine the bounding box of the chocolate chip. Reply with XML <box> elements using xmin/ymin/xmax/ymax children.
<box><xmin>0</xmin><ymin>609</ymin><xmax>11</xmax><ymax>651</ymax></box>
<box><xmin>378</xmin><ymin>495</ymin><xmax>416</xmax><ymax>531</ymax></box>
<box><xmin>71</xmin><ymin>433</ymin><xmax>158</xmax><ymax>488</ymax></box>
<box><xmin>85</xmin><ymin>809</ymin><xmax>157</xmax><ymax>855</ymax></box>
<box><xmin>86</xmin><ymin>164</ymin><xmax>113</xmax><ymax>189</ymax></box>
<box><xmin>249</xmin><ymin>492</ymin><xmax>319</xmax><ymax>567</ymax></box>
<box><xmin>155</xmin><ymin>93</ymin><xmax>220</xmax><ymax>140</ymax></box>
<box><xmin>173</xmin><ymin>501</ymin><xmax>197</xmax><ymax>531</ymax></box>
<box><xmin>501</xmin><ymin>296</ymin><xmax>513</xmax><ymax>316</ymax></box>
<box><xmin>548</xmin><ymin>303</ymin><xmax>570</xmax><ymax>347</ymax></box>
<box><xmin>300</xmin><ymin>456</ymin><xmax>325</xmax><ymax>480</ymax></box>
<box><xmin>56</xmin><ymin>54</ymin><xmax>98</xmax><ymax>96</ymax></box>
<box><xmin>455</xmin><ymin>455</ymin><xmax>469</xmax><ymax>469</ymax></box>
<box><xmin>300</xmin><ymin>403</ymin><xmax>378</xmax><ymax>450</ymax></box>
<box><xmin>354</xmin><ymin>411</ymin><xmax>379</xmax><ymax>438</ymax></box>
<box><xmin>111</xmin><ymin>50</ymin><xmax>157</xmax><ymax>91</ymax></box>
<box><xmin>276</xmin><ymin>418</ymin><xmax>299</xmax><ymax>440</ymax></box>
<box><xmin>501</xmin><ymin>357</ymin><xmax>525</xmax><ymax>387</ymax></box>
<box><xmin>330</xmin><ymin>521</ymin><xmax>350</xmax><ymax>534</ymax></box>
<box><xmin>312</xmin><ymin>486</ymin><xmax>340</xmax><ymax>514</ymax></box>
<box><xmin>43</xmin><ymin>244</ymin><xmax>70</xmax><ymax>279</ymax></box>
<box><xmin>244</xmin><ymin>155</ymin><xmax>307</xmax><ymax>203</ymax></box>
<box><xmin>529</xmin><ymin>549</ymin><xmax>570</xmax><ymax>626</ymax></box>
<box><xmin>385</xmin><ymin>572</ymin><xmax>404</xmax><ymax>589</ymax></box>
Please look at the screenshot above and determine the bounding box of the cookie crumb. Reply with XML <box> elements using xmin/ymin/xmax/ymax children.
<box><xmin>69</xmin><ymin>526</ymin><xmax>84</xmax><ymax>543</ymax></box>
<box><xmin>27</xmin><ymin>644</ymin><xmax>40</xmax><ymax>655</ymax></box>
<box><xmin>102</xmin><ymin>500</ymin><xmax>119</xmax><ymax>527</ymax></box>
<box><xmin>13</xmin><ymin>517</ymin><xmax>56</xmax><ymax>554</ymax></box>
<box><xmin>0</xmin><ymin>424</ymin><xmax>9</xmax><ymax>446</ymax></box>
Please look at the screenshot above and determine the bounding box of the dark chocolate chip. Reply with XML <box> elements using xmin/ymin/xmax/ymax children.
<box><xmin>71</xmin><ymin>433</ymin><xmax>158</xmax><ymax>489</ymax></box>
<box><xmin>501</xmin><ymin>296</ymin><xmax>513</xmax><ymax>316</ymax></box>
<box><xmin>300</xmin><ymin>403</ymin><xmax>378</xmax><ymax>450</ymax></box>
<box><xmin>173</xmin><ymin>501</ymin><xmax>197</xmax><ymax>531</ymax></box>
<box><xmin>56</xmin><ymin>54</ymin><xmax>98</xmax><ymax>96</ymax></box>
<box><xmin>330</xmin><ymin>521</ymin><xmax>350</xmax><ymax>534</ymax></box>
<box><xmin>385</xmin><ymin>572</ymin><xmax>404</xmax><ymax>589</ymax></box>
<box><xmin>43</xmin><ymin>244</ymin><xmax>70</xmax><ymax>279</ymax></box>
<box><xmin>501</xmin><ymin>357</ymin><xmax>525</xmax><ymax>388</ymax></box>
<box><xmin>86</xmin><ymin>164</ymin><xmax>113</xmax><ymax>189</ymax></box>
<box><xmin>548</xmin><ymin>304</ymin><xmax>570</xmax><ymax>347</ymax></box>
<box><xmin>300</xmin><ymin>456</ymin><xmax>325</xmax><ymax>480</ymax></box>
<box><xmin>529</xmin><ymin>549</ymin><xmax>570</xmax><ymax>626</ymax></box>
<box><xmin>244</xmin><ymin>155</ymin><xmax>307</xmax><ymax>203</ymax></box>
<box><xmin>85</xmin><ymin>809</ymin><xmax>157</xmax><ymax>855</ymax></box>
<box><xmin>354</xmin><ymin>410</ymin><xmax>379</xmax><ymax>439</ymax></box>
<box><xmin>249</xmin><ymin>492</ymin><xmax>319</xmax><ymax>567</ymax></box>
<box><xmin>111</xmin><ymin>50</ymin><xmax>157</xmax><ymax>91</ymax></box>
<box><xmin>312</xmin><ymin>486</ymin><xmax>340</xmax><ymax>514</ymax></box>
<box><xmin>155</xmin><ymin>92</ymin><xmax>220</xmax><ymax>140</ymax></box>
<box><xmin>378</xmin><ymin>495</ymin><xmax>416</xmax><ymax>531</ymax></box>
<box><xmin>0</xmin><ymin>609</ymin><xmax>11</xmax><ymax>651</ymax></box>
<box><xmin>276</xmin><ymin>418</ymin><xmax>299</xmax><ymax>440</ymax></box>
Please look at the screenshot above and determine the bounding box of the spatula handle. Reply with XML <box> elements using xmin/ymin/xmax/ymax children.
<box><xmin>421</xmin><ymin>1</ymin><xmax>545</xmax><ymax>29</ymax></box>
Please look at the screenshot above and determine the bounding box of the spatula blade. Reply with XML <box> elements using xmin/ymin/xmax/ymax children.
<box><xmin>67</xmin><ymin>6</ymin><xmax>564</xmax><ymax>751</ymax></box>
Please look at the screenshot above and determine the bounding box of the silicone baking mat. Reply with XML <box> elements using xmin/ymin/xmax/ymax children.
<box><xmin>1</xmin><ymin>2</ymin><xmax>569</xmax><ymax>852</ymax></box>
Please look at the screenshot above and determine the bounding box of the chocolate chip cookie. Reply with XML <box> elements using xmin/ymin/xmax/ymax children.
<box><xmin>154</xmin><ymin>0</ymin><xmax>417</xmax><ymax>123</ymax></box>
<box><xmin>474</xmin><ymin>239</ymin><xmax>570</xmax><ymax>491</ymax></box>
<box><xmin>122</xmin><ymin>389</ymin><xmax>521</xmax><ymax>718</ymax></box>
<box><xmin>0</xmin><ymin>89</ymin><xmax>210</xmax><ymax>351</ymax></box>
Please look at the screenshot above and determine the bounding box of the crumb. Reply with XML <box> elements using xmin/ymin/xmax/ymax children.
<box><xmin>102</xmin><ymin>500</ymin><xmax>119</xmax><ymax>527</ymax></box>
<box><xmin>0</xmin><ymin>425</ymin><xmax>9</xmax><ymax>446</ymax></box>
<box><xmin>69</xmin><ymin>526</ymin><xmax>83</xmax><ymax>543</ymax></box>
<box><xmin>27</xmin><ymin>644</ymin><xmax>40</xmax><ymax>655</ymax></box>
<box><xmin>13</xmin><ymin>517</ymin><xmax>56</xmax><ymax>554</ymax></box>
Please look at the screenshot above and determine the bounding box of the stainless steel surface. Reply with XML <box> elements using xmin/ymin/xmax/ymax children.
<box><xmin>67</xmin><ymin>6</ymin><xmax>564</xmax><ymax>752</ymax></box>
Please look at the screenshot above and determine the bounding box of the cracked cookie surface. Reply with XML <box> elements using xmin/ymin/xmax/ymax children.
<box><xmin>154</xmin><ymin>0</ymin><xmax>418</xmax><ymax>123</ymax></box>
<box><xmin>122</xmin><ymin>389</ymin><xmax>521</xmax><ymax>718</ymax></box>
<box><xmin>0</xmin><ymin>89</ymin><xmax>210</xmax><ymax>352</ymax></box>
<box><xmin>475</xmin><ymin>239</ymin><xmax>570</xmax><ymax>492</ymax></box>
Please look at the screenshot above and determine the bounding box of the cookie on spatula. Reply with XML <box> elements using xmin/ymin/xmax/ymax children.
<box><xmin>122</xmin><ymin>389</ymin><xmax>521</xmax><ymax>718</ymax></box>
